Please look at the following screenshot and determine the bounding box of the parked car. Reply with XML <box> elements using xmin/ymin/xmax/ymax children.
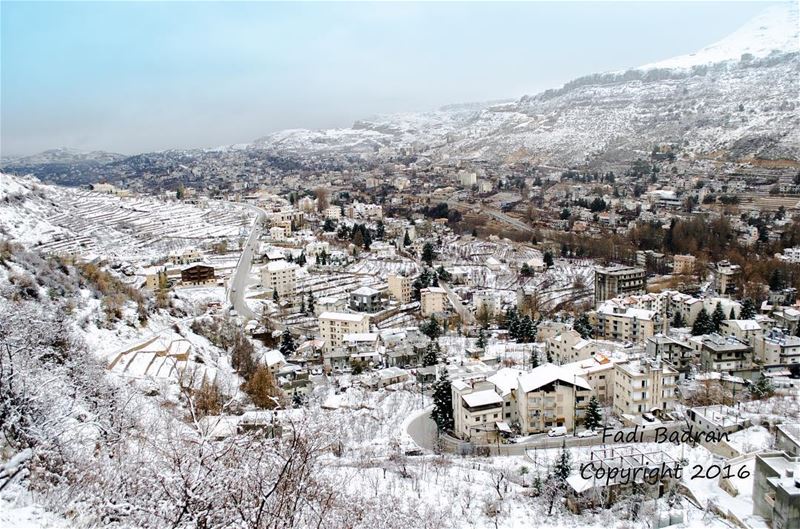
<box><xmin>548</xmin><ymin>426</ymin><xmax>567</xmax><ymax>437</ymax></box>
<box><xmin>577</xmin><ymin>429</ymin><xmax>598</xmax><ymax>438</ymax></box>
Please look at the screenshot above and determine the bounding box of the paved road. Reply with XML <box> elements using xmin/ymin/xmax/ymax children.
<box><xmin>228</xmin><ymin>204</ymin><xmax>267</xmax><ymax>322</ymax></box>
<box><xmin>445</xmin><ymin>200</ymin><xmax>533</xmax><ymax>234</ymax></box>
<box><xmin>405</xmin><ymin>410</ymin><xmax>690</xmax><ymax>456</ymax></box>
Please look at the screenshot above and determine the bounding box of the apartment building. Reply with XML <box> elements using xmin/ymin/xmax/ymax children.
<box><xmin>546</xmin><ymin>329</ymin><xmax>597</xmax><ymax>365</ymax></box>
<box><xmin>752</xmin><ymin>452</ymin><xmax>800</xmax><ymax>529</ymax></box>
<box><xmin>562</xmin><ymin>354</ymin><xmax>617</xmax><ymax>404</ymax></box>
<box><xmin>612</xmin><ymin>359</ymin><xmax>678</xmax><ymax>416</ymax></box>
<box><xmin>673</xmin><ymin>254</ymin><xmax>697</xmax><ymax>275</ymax></box>
<box><xmin>715</xmin><ymin>260</ymin><xmax>741</xmax><ymax>296</ymax></box>
<box><xmin>593</xmin><ymin>264</ymin><xmax>646</xmax><ymax>305</ymax></box>
<box><xmin>318</xmin><ymin>312</ymin><xmax>370</xmax><ymax>354</ymax></box>
<box><xmin>689</xmin><ymin>334</ymin><xmax>752</xmax><ymax>372</ymax></box>
<box><xmin>755</xmin><ymin>329</ymin><xmax>800</xmax><ymax>365</ymax></box>
<box><xmin>349</xmin><ymin>286</ymin><xmax>383</xmax><ymax>313</ymax></box>
<box><xmin>261</xmin><ymin>260</ymin><xmax>298</xmax><ymax>298</ymax></box>
<box><xmin>517</xmin><ymin>364</ymin><xmax>593</xmax><ymax>434</ymax></box>
<box><xmin>594</xmin><ymin>303</ymin><xmax>657</xmax><ymax>343</ymax></box>
<box><xmin>645</xmin><ymin>334</ymin><xmax>694</xmax><ymax>374</ymax></box>
<box><xmin>421</xmin><ymin>286</ymin><xmax>448</xmax><ymax>316</ymax></box>
<box><xmin>387</xmin><ymin>274</ymin><xmax>412</xmax><ymax>304</ymax></box>
<box><xmin>452</xmin><ymin>378</ymin><xmax>505</xmax><ymax>443</ymax></box>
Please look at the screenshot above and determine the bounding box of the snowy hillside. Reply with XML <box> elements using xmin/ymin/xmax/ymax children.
<box><xmin>640</xmin><ymin>4</ymin><xmax>800</xmax><ymax>70</ymax></box>
<box><xmin>250</xmin><ymin>3</ymin><xmax>799</xmax><ymax>166</ymax></box>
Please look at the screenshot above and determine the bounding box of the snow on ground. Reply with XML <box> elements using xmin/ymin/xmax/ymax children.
<box><xmin>0</xmin><ymin>484</ymin><xmax>67</xmax><ymax>529</ymax></box>
<box><xmin>640</xmin><ymin>4</ymin><xmax>799</xmax><ymax>71</ymax></box>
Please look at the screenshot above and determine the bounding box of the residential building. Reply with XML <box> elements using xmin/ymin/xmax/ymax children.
<box><xmin>755</xmin><ymin>329</ymin><xmax>800</xmax><ymax>365</ymax></box>
<box><xmin>689</xmin><ymin>334</ymin><xmax>752</xmax><ymax>372</ymax></box>
<box><xmin>594</xmin><ymin>264</ymin><xmax>646</xmax><ymax>305</ymax></box>
<box><xmin>517</xmin><ymin>364</ymin><xmax>593</xmax><ymax>434</ymax></box>
<box><xmin>261</xmin><ymin>260</ymin><xmax>298</xmax><ymax>298</ymax></box>
<box><xmin>715</xmin><ymin>260</ymin><xmax>741</xmax><ymax>296</ymax></box>
<box><xmin>349</xmin><ymin>286</ymin><xmax>383</xmax><ymax>313</ymax></box>
<box><xmin>594</xmin><ymin>303</ymin><xmax>657</xmax><ymax>343</ymax></box>
<box><xmin>776</xmin><ymin>424</ymin><xmax>800</xmax><ymax>457</ymax></box>
<box><xmin>612</xmin><ymin>359</ymin><xmax>678</xmax><ymax>416</ymax></box>
<box><xmin>452</xmin><ymin>378</ymin><xmax>506</xmax><ymax>443</ymax></box>
<box><xmin>547</xmin><ymin>329</ymin><xmax>597</xmax><ymax>365</ymax></box>
<box><xmin>752</xmin><ymin>452</ymin><xmax>800</xmax><ymax>529</ymax></box>
<box><xmin>645</xmin><ymin>334</ymin><xmax>694</xmax><ymax>374</ymax></box>
<box><xmin>180</xmin><ymin>263</ymin><xmax>216</xmax><ymax>286</ymax></box>
<box><xmin>318</xmin><ymin>312</ymin><xmax>370</xmax><ymax>354</ymax></box>
<box><xmin>673</xmin><ymin>254</ymin><xmax>697</xmax><ymax>275</ymax></box>
<box><xmin>421</xmin><ymin>286</ymin><xmax>448</xmax><ymax>316</ymax></box>
<box><xmin>387</xmin><ymin>274</ymin><xmax>412</xmax><ymax>304</ymax></box>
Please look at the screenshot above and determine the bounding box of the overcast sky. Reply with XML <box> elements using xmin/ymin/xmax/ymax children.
<box><xmin>0</xmin><ymin>1</ymin><xmax>780</xmax><ymax>157</ymax></box>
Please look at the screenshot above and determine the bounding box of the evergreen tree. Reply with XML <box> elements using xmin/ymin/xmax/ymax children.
<box><xmin>420</xmin><ymin>315</ymin><xmax>442</xmax><ymax>340</ymax></box>
<box><xmin>751</xmin><ymin>373</ymin><xmax>774</xmax><ymax>399</ymax></box>
<box><xmin>376</xmin><ymin>220</ymin><xmax>385</xmax><ymax>239</ymax></box>
<box><xmin>422</xmin><ymin>341</ymin><xmax>440</xmax><ymax>367</ymax></box>
<box><xmin>279</xmin><ymin>329</ymin><xmax>296</xmax><ymax>356</ymax></box>
<box><xmin>272</xmin><ymin>290</ymin><xmax>279</xmax><ymax>303</ymax></box>
<box><xmin>477</xmin><ymin>328</ymin><xmax>486</xmax><ymax>350</ymax></box>
<box><xmin>740</xmin><ymin>298</ymin><xmax>757</xmax><ymax>319</ymax></box>
<box><xmin>530</xmin><ymin>349</ymin><xmax>540</xmax><ymax>369</ymax></box>
<box><xmin>729</xmin><ymin>307</ymin><xmax>737</xmax><ymax>320</ymax></box>
<box><xmin>421</xmin><ymin>242</ymin><xmax>436</xmax><ymax>266</ymax></box>
<box><xmin>520</xmin><ymin>263</ymin><xmax>533</xmax><ymax>277</ymax></box>
<box><xmin>712</xmin><ymin>302</ymin><xmax>726</xmax><ymax>332</ymax></box>
<box><xmin>543</xmin><ymin>251</ymin><xmax>554</xmax><ymax>268</ymax></box>
<box><xmin>403</xmin><ymin>231</ymin><xmax>411</xmax><ymax>247</ymax></box>
<box><xmin>584</xmin><ymin>396</ymin><xmax>602</xmax><ymax>430</ymax></box>
<box><xmin>671</xmin><ymin>311</ymin><xmax>685</xmax><ymax>328</ymax></box>
<box><xmin>692</xmin><ymin>308</ymin><xmax>714</xmax><ymax>335</ymax></box>
<box><xmin>574</xmin><ymin>313</ymin><xmax>593</xmax><ymax>339</ymax></box>
<box><xmin>307</xmin><ymin>292</ymin><xmax>315</xmax><ymax>313</ymax></box>
<box><xmin>300</xmin><ymin>297</ymin><xmax>306</xmax><ymax>314</ymax></box>
<box><xmin>431</xmin><ymin>368</ymin><xmax>454</xmax><ymax>432</ymax></box>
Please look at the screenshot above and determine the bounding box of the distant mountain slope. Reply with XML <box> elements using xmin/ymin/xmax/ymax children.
<box><xmin>250</xmin><ymin>3</ymin><xmax>799</xmax><ymax>165</ymax></box>
<box><xmin>3</xmin><ymin>4</ymin><xmax>798</xmax><ymax>185</ymax></box>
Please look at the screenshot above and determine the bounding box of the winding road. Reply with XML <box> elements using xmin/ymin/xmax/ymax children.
<box><xmin>228</xmin><ymin>204</ymin><xmax>267</xmax><ymax>322</ymax></box>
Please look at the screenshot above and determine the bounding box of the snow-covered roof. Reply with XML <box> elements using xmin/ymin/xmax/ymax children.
<box><xmin>262</xmin><ymin>349</ymin><xmax>285</xmax><ymax>368</ymax></box>
<box><xmin>724</xmin><ymin>319</ymin><xmax>762</xmax><ymax>331</ymax></box>
<box><xmin>462</xmin><ymin>389</ymin><xmax>503</xmax><ymax>408</ymax></box>
<box><xmin>266</xmin><ymin>260</ymin><xmax>298</xmax><ymax>272</ymax></box>
<box><xmin>342</xmin><ymin>332</ymin><xmax>378</xmax><ymax>342</ymax></box>
<box><xmin>318</xmin><ymin>311</ymin><xmax>369</xmax><ymax>323</ymax></box>
<box><xmin>351</xmin><ymin>286</ymin><xmax>380</xmax><ymax>296</ymax></box>
<box><xmin>487</xmin><ymin>368</ymin><xmax>525</xmax><ymax>397</ymax></box>
<box><xmin>518</xmin><ymin>363</ymin><xmax>592</xmax><ymax>393</ymax></box>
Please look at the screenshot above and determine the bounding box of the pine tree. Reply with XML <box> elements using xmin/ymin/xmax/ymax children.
<box><xmin>751</xmin><ymin>373</ymin><xmax>774</xmax><ymax>399</ymax></box>
<box><xmin>421</xmin><ymin>315</ymin><xmax>442</xmax><ymax>340</ymax></box>
<box><xmin>692</xmin><ymin>308</ymin><xmax>713</xmax><ymax>335</ymax></box>
<box><xmin>729</xmin><ymin>307</ymin><xmax>737</xmax><ymax>320</ymax></box>
<box><xmin>422</xmin><ymin>341</ymin><xmax>440</xmax><ymax>367</ymax></box>
<box><xmin>671</xmin><ymin>311</ymin><xmax>685</xmax><ymax>328</ymax></box>
<box><xmin>307</xmin><ymin>292</ymin><xmax>315</xmax><ymax>313</ymax></box>
<box><xmin>403</xmin><ymin>231</ymin><xmax>411</xmax><ymax>247</ymax></box>
<box><xmin>530</xmin><ymin>349</ymin><xmax>540</xmax><ymax>368</ymax></box>
<box><xmin>712</xmin><ymin>302</ymin><xmax>726</xmax><ymax>332</ymax></box>
<box><xmin>584</xmin><ymin>396</ymin><xmax>602</xmax><ymax>430</ymax></box>
<box><xmin>272</xmin><ymin>290</ymin><xmax>279</xmax><ymax>302</ymax></box>
<box><xmin>543</xmin><ymin>251</ymin><xmax>554</xmax><ymax>268</ymax></box>
<box><xmin>740</xmin><ymin>298</ymin><xmax>757</xmax><ymax>319</ymax></box>
<box><xmin>279</xmin><ymin>329</ymin><xmax>296</xmax><ymax>356</ymax></box>
<box><xmin>300</xmin><ymin>297</ymin><xmax>306</xmax><ymax>314</ymax></box>
<box><xmin>574</xmin><ymin>313</ymin><xmax>593</xmax><ymax>339</ymax></box>
<box><xmin>431</xmin><ymin>368</ymin><xmax>454</xmax><ymax>432</ymax></box>
<box><xmin>477</xmin><ymin>328</ymin><xmax>486</xmax><ymax>350</ymax></box>
<box><xmin>421</xmin><ymin>242</ymin><xmax>436</xmax><ymax>266</ymax></box>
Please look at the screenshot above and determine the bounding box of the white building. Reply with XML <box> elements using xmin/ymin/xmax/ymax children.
<box><xmin>318</xmin><ymin>312</ymin><xmax>370</xmax><ymax>353</ymax></box>
<box><xmin>261</xmin><ymin>260</ymin><xmax>298</xmax><ymax>298</ymax></box>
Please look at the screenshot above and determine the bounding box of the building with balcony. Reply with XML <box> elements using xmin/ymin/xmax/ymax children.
<box><xmin>612</xmin><ymin>359</ymin><xmax>678</xmax><ymax>417</ymax></box>
<box><xmin>594</xmin><ymin>264</ymin><xmax>645</xmax><ymax>305</ymax></box>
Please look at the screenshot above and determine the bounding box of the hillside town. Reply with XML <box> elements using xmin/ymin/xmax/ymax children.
<box><xmin>1</xmin><ymin>3</ymin><xmax>800</xmax><ymax>529</ymax></box>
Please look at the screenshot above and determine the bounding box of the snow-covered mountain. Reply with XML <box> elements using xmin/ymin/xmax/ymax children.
<box><xmin>251</xmin><ymin>3</ymin><xmax>799</xmax><ymax>166</ymax></box>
